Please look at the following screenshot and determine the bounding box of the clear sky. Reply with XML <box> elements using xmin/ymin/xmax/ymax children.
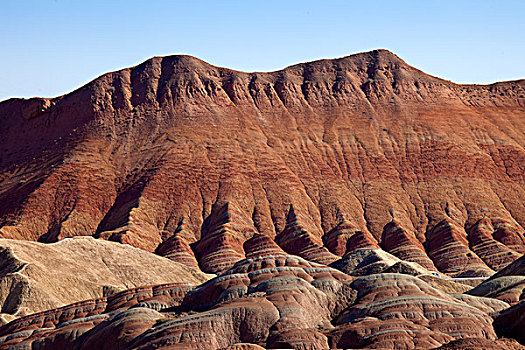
<box><xmin>1</xmin><ymin>0</ymin><xmax>524</xmax><ymax>101</ymax></box>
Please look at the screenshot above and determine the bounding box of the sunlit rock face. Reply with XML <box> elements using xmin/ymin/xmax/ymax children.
<box><xmin>1</xmin><ymin>49</ymin><xmax>524</xmax><ymax>278</ymax></box>
<box><xmin>0</xmin><ymin>237</ymin><xmax>209</xmax><ymax>323</ymax></box>
<box><xmin>1</xmin><ymin>50</ymin><xmax>525</xmax><ymax>348</ymax></box>
<box><xmin>329</xmin><ymin>273</ymin><xmax>503</xmax><ymax>349</ymax></box>
<box><xmin>467</xmin><ymin>254</ymin><xmax>525</xmax><ymax>305</ymax></box>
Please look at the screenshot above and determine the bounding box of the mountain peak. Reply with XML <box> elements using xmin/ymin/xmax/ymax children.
<box><xmin>1</xmin><ymin>48</ymin><xmax>525</xmax><ymax>349</ymax></box>
<box><xmin>127</xmin><ymin>49</ymin><xmax>413</xmax><ymax>82</ymax></box>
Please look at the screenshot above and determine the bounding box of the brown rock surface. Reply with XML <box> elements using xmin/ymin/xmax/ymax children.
<box><xmin>330</xmin><ymin>274</ymin><xmax>501</xmax><ymax>349</ymax></box>
<box><xmin>0</xmin><ymin>251</ymin><xmax>521</xmax><ymax>349</ymax></box>
<box><xmin>324</xmin><ymin>216</ymin><xmax>377</xmax><ymax>255</ymax></box>
<box><xmin>467</xmin><ymin>218</ymin><xmax>522</xmax><ymax>270</ymax></box>
<box><xmin>493</xmin><ymin>301</ymin><xmax>525</xmax><ymax>346</ymax></box>
<box><xmin>275</xmin><ymin>205</ymin><xmax>339</xmax><ymax>265</ymax></box>
<box><xmin>489</xmin><ymin>254</ymin><xmax>525</xmax><ymax>279</ymax></box>
<box><xmin>0</xmin><ymin>256</ymin><xmax>517</xmax><ymax>349</ymax></box>
<box><xmin>425</xmin><ymin>219</ymin><xmax>495</xmax><ymax>277</ymax></box>
<box><xmin>193</xmin><ymin>202</ymin><xmax>253</xmax><ymax>273</ymax></box>
<box><xmin>154</xmin><ymin>217</ymin><xmax>201</xmax><ymax>269</ymax></box>
<box><xmin>1</xmin><ymin>50</ymin><xmax>524</xmax><ymax>278</ymax></box>
<box><xmin>0</xmin><ymin>250</ymin><xmax>355</xmax><ymax>349</ymax></box>
<box><xmin>466</xmin><ymin>254</ymin><xmax>525</xmax><ymax>305</ymax></box>
<box><xmin>329</xmin><ymin>247</ymin><xmax>429</xmax><ymax>276</ymax></box>
<box><xmin>243</xmin><ymin>233</ymin><xmax>286</xmax><ymax>259</ymax></box>
<box><xmin>222</xmin><ymin>344</ymin><xmax>266</xmax><ymax>350</ymax></box>
<box><xmin>0</xmin><ymin>237</ymin><xmax>209</xmax><ymax>322</ymax></box>
<box><xmin>435</xmin><ymin>338</ymin><xmax>525</xmax><ymax>349</ymax></box>
<box><xmin>155</xmin><ymin>233</ymin><xmax>200</xmax><ymax>269</ymax></box>
<box><xmin>382</xmin><ymin>220</ymin><xmax>438</xmax><ymax>271</ymax></box>
<box><xmin>0</xmin><ymin>283</ymin><xmax>193</xmax><ymax>338</ymax></box>
<box><xmin>417</xmin><ymin>275</ymin><xmax>473</xmax><ymax>294</ymax></box>
<box><xmin>450</xmin><ymin>293</ymin><xmax>510</xmax><ymax>314</ymax></box>
<box><xmin>1</xmin><ymin>50</ymin><xmax>525</xmax><ymax>348</ymax></box>
<box><xmin>467</xmin><ymin>276</ymin><xmax>525</xmax><ymax>305</ymax></box>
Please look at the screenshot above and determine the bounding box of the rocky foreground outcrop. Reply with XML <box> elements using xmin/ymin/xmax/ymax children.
<box><xmin>0</xmin><ymin>237</ymin><xmax>209</xmax><ymax>324</ymax></box>
<box><xmin>467</xmin><ymin>254</ymin><xmax>525</xmax><ymax>305</ymax></box>
<box><xmin>0</xmin><ymin>241</ymin><xmax>520</xmax><ymax>349</ymax></box>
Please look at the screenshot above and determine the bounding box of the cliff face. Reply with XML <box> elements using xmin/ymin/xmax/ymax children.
<box><xmin>1</xmin><ymin>49</ymin><xmax>524</xmax><ymax>276</ymax></box>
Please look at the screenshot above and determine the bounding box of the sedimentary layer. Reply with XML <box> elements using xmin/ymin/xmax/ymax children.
<box><xmin>1</xmin><ymin>50</ymin><xmax>524</xmax><ymax>277</ymax></box>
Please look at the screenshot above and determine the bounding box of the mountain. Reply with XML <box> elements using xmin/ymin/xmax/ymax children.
<box><xmin>0</xmin><ymin>49</ymin><xmax>524</xmax><ymax>348</ymax></box>
<box><xmin>2</xmin><ymin>49</ymin><xmax>524</xmax><ymax>275</ymax></box>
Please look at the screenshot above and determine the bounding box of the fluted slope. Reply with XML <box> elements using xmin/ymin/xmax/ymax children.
<box><xmin>1</xmin><ymin>49</ymin><xmax>524</xmax><ymax>277</ymax></box>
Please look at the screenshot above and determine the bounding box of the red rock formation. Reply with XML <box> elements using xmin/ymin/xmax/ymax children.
<box><xmin>104</xmin><ymin>283</ymin><xmax>193</xmax><ymax>312</ymax></box>
<box><xmin>155</xmin><ymin>233</ymin><xmax>199</xmax><ymax>269</ymax></box>
<box><xmin>0</xmin><ymin>252</ymin><xmax>522</xmax><ymax>349</ymax></box>
<box><xmin>130</xmin><ymin>299</ymin><xmax>279</xmax><ymax>350</ymax></box>
<box><xmin>467</xmin><ymin>254</ymin><xmax>525</xmax><ymax>305</ymax></box>
<box><xmin>75</xmin><ymin>307</ymin><xmax>166</xmax><ymax>350</ymax></box>
<box><xmin>1</xmin><ymin>50</ymin><xmax>525</xmax><ymax>348</ymax></box>
<box><xmin>425</xmin><ymin>219</ymin><xmax>494</xmax><ymax>277</ymax></box>
<box><xmin>381</xmin><ymin>219</ymin><xmax>438</xmax><ymax>270</ymax></box>
<box><xmin>467</xmin><ymin>217</ymin><xmax>522</xmax><ymax>270</ymax></box>
<box><xmin>181</xmin><ymin>253</ymin><xmax>352</xmax><ymax>313</ymax></box>
<box><xmin>467</xmin><ymin>276</ymin><xmax>525</xmax><ymax>305</ymax></box>
<box><xmin>155</xmin><ymin>218</ymin><xmax>200</xmax><ymax>269</ymax></box>
<box><xmin>1</xmin><ymin>50</ymin><xmax>525</xmax><ymax>277</ymax></box>
<box><xmin>330</xmin><ymin>274</ymin><xmax>499</xmax><ymax>349</ymax></box>
<box><xmin>343</xmin><ymin>228</ymin><xmax>379</xmax><ymax>252</ymax></box>
<box><xmin>243</xmin><ymin>233</ymin><xmax>286</xmax><ymax>259</ymax></box>
<box><xmin>222</xmin><ymin>344</ymin><xmax>265</xmax><ymax>350</ymax></box>
<box><xmin>329</xmin><ymin>247</ymin><xmax>429</xmax><ymax>276</ymax></box>
<box><xmin>0</xmin><ymin>283</ymin><xmax>193</xmax><ymax>338</ymax></box>
<box><xmin>436</xmin><ymin>338</ymin><xmax>525</xmax><ymax>349</ymax></box>
<box><xmin>266</xmin><ymin>329</ymin><xmax>330</xmax><ymax>349</ymax></box>
<box><xmin>490</xmin><ymin>254</ymin><xmax>525</xmax><ymax>279</ymax></box>
<box><xmin>450</xmin><ymin>293</ymin><xmax>510</xmax><ymax>314</ymax></box>
<box><xmin>275</xmin><ymin>205</ymin><xmax>339</xmax><ymax>265</ymax></box>
<box><xmin>0</xmin><ymin>313</ymin><xmax>112</xmax><ymax>350</ymax></box>
<box><xmin>0</xmin><ymin>297</ymin><xmax>108</xmax><ymax>336</ymax></box>
<box><xmin>193</xmin><ymin>202</ymin><xmax>253</xmax><ymax>273</ymax></box>
<box><xmin>493</xmin><ymin>221</ymin><xmax>525</xmax><ymax>254</ymax></box>
<box><xmin>0</xmin><ymin>237</ymin><xmax>209</xmax><ymax>323</ymax></box>
<box><xmin>324</xmin><ymin>216</ymin><xmax>377</xmax><ymax>255</ymax></box>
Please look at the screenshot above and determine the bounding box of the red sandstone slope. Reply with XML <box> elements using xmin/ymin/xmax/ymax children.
<box><xmin>1</xmin><ymin>50</ymin><xmax>525</xmax><ymax>276</ymax></box>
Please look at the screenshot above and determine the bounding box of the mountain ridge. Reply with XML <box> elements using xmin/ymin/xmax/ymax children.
<box><xmin>0</xmin><ymin>49</ymin><xmax>524</xmax><ymax>276</ymax></box>
<box><xmin>0</xmin><ymin>49</ymin><xmax>525</xmax><ymax>349</ymax></box>
<box><xmin>3</xmin><ymin>48</ymin><xmax>525</xmax><ymax>106</ymax></box>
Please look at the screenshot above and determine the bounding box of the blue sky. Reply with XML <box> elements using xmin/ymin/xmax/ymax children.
<box><xmin>1</xmin><ymin>0</ymin><xmax>524</xmax><ymax>101</ymax></box>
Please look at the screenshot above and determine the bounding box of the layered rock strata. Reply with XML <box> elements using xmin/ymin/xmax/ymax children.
<box><xmin>0</xmin><ymin>237</ymin><xmax>209</xmax><ymax>323</ymax></box>
<box><xmin>0</xmin><ymin>250</ymin><xmax>519</xmax><ymax>349</ymax></box>
<box><xmin>1</xmin><ymin>50</ymin><xmax>525</xmax><ymax>348</ymax></box>
<box><xmin>1</xmin><ymin>50</ymin><xmax>524</xmax><ymax>278</ymax></box>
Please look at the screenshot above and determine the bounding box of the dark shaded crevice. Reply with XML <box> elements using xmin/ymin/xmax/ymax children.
<box><xmin>247</xmin><ymin>75</ymin><xmax>261</xmax><ymax>108</ymax></box>
<box><xmin>94</xmin><ymin>177</ymin><xmax>149</xmax><ymax>237</ymax></box>
<box><xmin>273</xmin><ymin>76</ymin><xmax>288</xmax><ymax>106</ymax></box>
<box><xmin>222</xmin><ymin>76</ymin><xmax>238</xmax><ymax>104</ymax></box>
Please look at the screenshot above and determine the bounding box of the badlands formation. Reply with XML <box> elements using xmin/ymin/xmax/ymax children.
<box><xmin>0</xmin><ymin>50</ymin><xmax>524</xmax><ymax>349</ymax></box>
